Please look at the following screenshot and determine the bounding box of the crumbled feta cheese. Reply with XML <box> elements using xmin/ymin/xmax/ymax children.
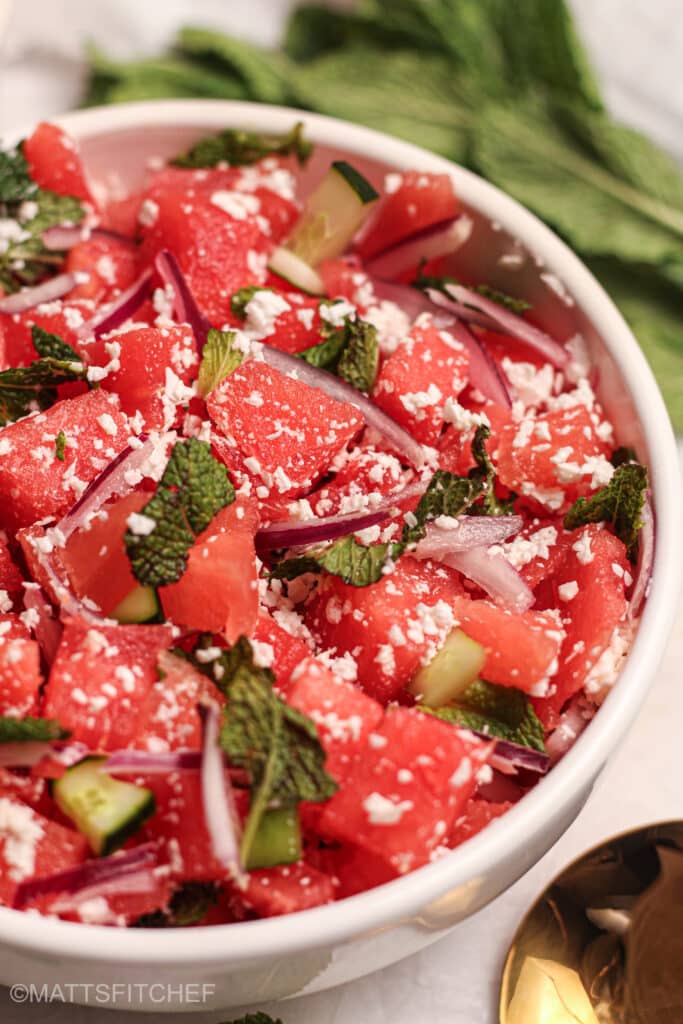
<box><xmin>363</xmin><ymin>792</ymin><xmax>413</xmax><ymax>825</ymax></box>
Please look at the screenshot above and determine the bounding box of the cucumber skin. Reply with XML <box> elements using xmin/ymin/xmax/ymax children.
<box><xmin>332</xmin><ymin>160</ymin><xmax>379</xmax><ymax>204</ymax></box>
<box><xmin>245</xmin><ymin>807</ymin><xmax>302</xmax><ymax>870</ymax></box>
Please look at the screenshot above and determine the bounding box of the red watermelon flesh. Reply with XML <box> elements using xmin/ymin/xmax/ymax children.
<box><xmin>23</xmin><ymin>122</ymin><xmax>97</xmax><ymax>207</ymax></box>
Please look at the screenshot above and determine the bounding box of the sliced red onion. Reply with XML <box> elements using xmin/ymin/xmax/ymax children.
<box><xmin>437</xmin><ymin>311</ymin><xmax>512</xmax><ymax>409</ymax></box>
<box><xmin>0</xmin><ymin>272</ymin><xmax>85</xmax><ymax>315</ymax></box>
<box><xmin>546</xmin><ymin>697</ymin><xmax>594</xmax><ymax>764</ymax></box>
<box><xmin>429</xmin><ymin>545</ymin><xmax>534</xmax><ymax>612</ymax></box>
<box><xmin>487</xmin><ymin>737</ymin><xmax>550</xmax><ymax>775</ymax></box>
<box><xmin>261</xmin><ymin>344</ymin><xmax>427</xmax><ymax>468</ymax></box>
<box><xmin>199</xmin><ymin>699</ymin><xmax>244</xmax><ymax>882</ymax></box>
<box><xmin>369</xmin><ymin>277</ymin><xmax>436</xmax><ymax>321</ymax></box>
<box><xmin>76</xmin><ymin>268</ymin><xmax>153</xmax><ymax>340</ymax></box>
<box><xmin>58</xmin><ymin>434</ymin><xmax>153</xmax><ymax>540</ymax></box>
<box><xmin>415</xmin><ymin>517</ymin><xmax>523</xmax><ymax>558</ymax></box>
<box><xmin>628</xmin><ymin>494</ymin><xmax>654</xmax><ymax>618</ymax></box>
<box><xmin>13</xmin><ymin>843</ymin><xmax>158</xmax><ymax>909</ymax></box>
<box><xmin>155</xmin><ymin>250</ymin><xmax>211</xmax><ymax>351</ymax></box>
<box><xmin>0</xmin><ymin>741</ymin><xmax>55</xmax><ymax>768</ymax></box>
<box><xmin>365</xmin><ymin>216</ymin><xmax>473</xmax><ymax>279</ymax></box>
<box><xmin>105</xmin><ymin>749</ymin><xmax>202</xmax><ymax>774</ymax></box>
<box><xmin>49</xmin><ymin>868</ymin><xmax>160</xmax><ymax>914</ymax></box>
<box><xmin>256</xmin><ymin>480</ymin><xmax>426</xmax><ymax>551</ymax></box>
<box><xmin>22</xmin><ymin>583</ymin><xmax>62</xmax><ymax>664</ymax></box>
<box><xmin>441</xmin><ymin>284</ymin><xmax>569</xmax><ymax>368</ymax></box>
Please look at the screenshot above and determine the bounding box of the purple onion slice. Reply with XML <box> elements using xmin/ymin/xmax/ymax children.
<box><xmin>13</xmin><ymin>843</ymin><xmax>158</xmax><ymax>909</ymax></box>
<box><xmin>76</xmin><ymin>268</ymin><xmax>153</xmax><ymax>340</ymax></box>
<box><xmin>365</xmin><ymin>216</ymin><xmax>472</xmax><ymax>279</ymax></box>
<box><xmin>628</xmin><ymin>493</ymin><xmax>654</xmax><ymax>618</ymax></box>
<box><xmin>199</xmin><ymin>699</ymin><xmax>244</xmax><ymax>883</ymax></box>
<box><xmin>155</xmin><ymin>250</ymin><xmax>211</xmax><ymax>351</ymax></box>
<box><xmin>0</xmin><ymin>272</ymin><xmax>84</xmax><ymax>315</ymax></box>
<box><xmin>415</xmin><ymin>517</ymin><xmax>523</xmax><ymax>558</ymax></box>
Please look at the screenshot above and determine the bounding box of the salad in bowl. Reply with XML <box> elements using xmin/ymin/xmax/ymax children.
<box><xmin>0</xmin><ymin>101</ymin><xmax>671</xmax><ymax>971</ymax></box>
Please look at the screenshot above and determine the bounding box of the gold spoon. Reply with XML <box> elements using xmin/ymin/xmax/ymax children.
<box><xmin>499</xmin><ymin>820</ymin><xmax>683</xmax><ymax>1024</ymax></box>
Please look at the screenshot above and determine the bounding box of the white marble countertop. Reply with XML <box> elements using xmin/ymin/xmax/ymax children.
<box><xmin>0</xmin><ymin>1</ymin><xmax>681</xmax><ymax>1021</ymax></box>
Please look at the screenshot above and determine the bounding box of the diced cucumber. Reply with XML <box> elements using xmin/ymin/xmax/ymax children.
<box><xmin>408</xmin><ymin>628</ymin><xmax>486</xmax><ymax>707</ymax></box>
<box><xmin>110</xmin><ymin>585</ymin><xmax>161</xmax><ymax>624</ymax></box>
<box><xmin>268</xmin><ymin>246</ymin><xmax>325</xmax><ymax>296</ymax></box>
<box><xmin>284</xmin><ymin>160</ymin><xmax>379</xmax><ymax>267</ymax></box>
<box><xmin>53</xmin><ymin>757</ymin><xmax>156</xmax><ymax>856</ymax></box>
<box><xmin>245</xmin><ymin>806</ymin><xmax>302</xmax><ymax>871</ymax></box>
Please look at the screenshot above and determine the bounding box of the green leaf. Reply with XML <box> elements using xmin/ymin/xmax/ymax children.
<box><xmin>563</xmin><ymin>462</ymin><xmax>648</xmax><ymax>561</ymax></box>
<box><xmin>197</xmin><ymin>329</ymin><xmax>243</xmax><ymax>397</ymax></box>
<box><xmin>0</xmin><ymin>145</ymin><xmax>36</xmax><ymax>204</ymax></box>
<box><xmin>0</xmin><ymin>335</ymin><xmax>87</xmax><ymax>427</ymax></box>
<box><xmin>413</xmin><ymin>268</ymin><xmax>531</xmax><ymax>314</ymax></box>
<box><xmin>0</xmin><ymin>716</ymin><xmax>70</xmax><ymax>743</ymax></box>
<box><xmin>134</xmin><ymin>882</ymin><xmax>218</xmax><ymax>928</ymax></box>
<box><xmin>54</xmin><ymin>430</ymin><xmax>67</xmax><ymax>462</ymax></box>
<box><xmin>468</xmin><ymin>424</ymin><xmax>516</xmax><ymax>516</ymax></box>
<box><xmin>272</xmin><ymin>533</ymin><xmax>402</xmax><ymax>588</ymax></box>
<box><xmin>172</xmin><ymin>121</ymin><xmax>312</xmax><ymax>169</ymax></box>
<box><xmin>177</xmin><ymin>26</ymin><xmax>295</xmax><ymax>105</ymax></box>
<box><xmin>189</xmin><ymin>636</ymin><xmax>336</xmax><ymax>866</ymax></box>
<box><xmin>125</xmin><ymin>439</ymin><xmax>235</xmax><ymax>588</ymax></box>
<box><xmin>0</xmin><ymin>184</ymin><xmax>85</xmax><ymax>294</ymax></box>
<box><xmin>300</xmin><ymin>310</ymin><xmax>379</xmax><ymax>393</ymax></box>
<box><xmin>421</xmin><ymin>679</ymin><xmax>546</xmax><ymax>751</ymax></box>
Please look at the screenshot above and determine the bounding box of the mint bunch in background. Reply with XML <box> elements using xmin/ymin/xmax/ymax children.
<box><xmin>84</xmin><ymin>0</ymin><xmax>683</xmax><ymax>430</ymax></box>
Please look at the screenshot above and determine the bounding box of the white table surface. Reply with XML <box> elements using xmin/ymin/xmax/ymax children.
<box><xmin>0</xmin><ymin>1</ymin><xmax>682</xmax><ymax>1021</ymax></box>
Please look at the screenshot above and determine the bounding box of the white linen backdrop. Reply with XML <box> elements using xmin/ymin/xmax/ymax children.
<box><xmin>0</xmin><ymin>1</ymin><xmax>681</xmax><ymax>1021</ymax></box>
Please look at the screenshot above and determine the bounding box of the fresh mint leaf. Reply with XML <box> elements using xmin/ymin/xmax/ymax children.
<box><xmin>197</xmin><ymin>329</ymin><xmax>243</xmax><ymax>397</ymax></box>
<box><xmin>468</xmin><ymin>424</ymin><xmax>516</xmax><ymax>516</ymax></box>
<box><xmin>190</xmin><ymin>636</ymin><xmax>337</xmax><ymax>866</ymax></box>
<box><xmin>0</xmin><ymin>183</ymin><xmax>85</xmax><ymax>294</ymax></box>
<box><xmin>125</xmin><ymin>438</ymin><xmax>235</xmax><ymax>588</ymax></box>
<box><xmin>0</xmin><ymin>145</ymin><xmax>36</xmax><ymax>204</ymax></box>
<box><xmin>0</xmin><ymin>334</ymin><xmax>87</xmax><ymax>427</ymax></box>
<box><xmin>54</xmin><ymin>430</ymin><xmax>67</xmax><ymax>462</ymax></box>
<box><xmin>134</xmin><ymin>882</ymin><xmax>218</xmax><ymax>928</ymax></box>
<box><xmin>177</xmin><ymin>26</ymin><xmax>295</xmax><ymax>105</ymax></box>
<box><xmin>421</xmin><ymin>679</ymin><xmax>546</xmax><ymax>752</ymax></box>
<box><xmin>0</xmin><ymin>716</ymin><xmax>70</xmax><ymax>743</ymax></box>
<box><xmin>300</xmin><ymin>310</ymin><xmax>379</xmax><ymax>393</ymax></box>
<box><xmin>563</xmin><ymin>462</ymin><xmax>648</xmax><ymax>561</ymax></box>
<box><xmin>172</xmin><ymin>122</ymin><xmax>312</xmax><ymax>169</ymax></box>
<box><xmin>230</xmin><ymin>285</ymin><xmax>274</xmax><ymax>319</ymax></box>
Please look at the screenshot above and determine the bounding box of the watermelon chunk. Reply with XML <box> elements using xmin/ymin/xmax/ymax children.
<box><xmin>23</xmin><ymin>122</ymin><xmax>97</xmax><ymax>206</ymax></box>
<box><xmin>449</xmin><ymin>797</ymin><xmax>513</xmax><ymax>848</ymax></box>
<box><xmin>0</xmin><ymin>390</ymin><xmax>130</xmax><ymax>532</ymax></box>
<box><xmin>373</xmin><ymin>317</ymin><xmax>469</xmax><ymax>445</ymax></box>
<box><xmin>0</xmin><ymin>539</ymin><xmax>25</xmax><ymax>608</ymax></box>
<box><xmin>42</xmin><ymin>619</ymin><xmax>173</xmax><ymax>750</ymax></box>
<box><xmin>138</xmin><ymin>652</ymin><xmax>221</xmax><ymax>752</ymax></box>
<box><xmin>0</xmin><ymin>299</ymin><xmax>95</xmax><ymax>369</ymax></box>
<box><xmin>207</xmin><ymin>361</ymin><xmax>363</xmax><ymax>498</ymax></box>
<box><xmin>450</xmin><ymin>595</ymin><xmax>565</xmax><ymax>697</ymax></box>
<box><xmin>318</xmin><ymin>707</ymin><xmax>490</xmax><ymax>874</ymax></box>
<box><xmin>66</xmin><ymin>234</ymin><xmax>139</xmax><ymax>304</ymax></box>
<box><xmin>305</xmin><ymin>556</ymin><xmax>464</xmax><ymax>704</ymax></box>
<box><xmin>0</xmin><ymin>615</ymin><xmax>42</xmax><ymax>717</ymax></box>
<box><xmin>0</xmin><ymin>797</ymin><xmax>88</xmax><ymax>907</ymax></box>
<box><xmin>357</xmin><ymin>171</ymin><xmax>460</xmax><ymax>261</ymax></box>
<box><xmin>159</xmin><ymin>499</ymin><xmax>259</xmax><ymax>644</ymax></box>
<box><xmin>251</xmin><ymin>611</ymin><xmax>312</xmax><ymax>694</ymax></box>
<box><xmin>236</xmin><ymin>861</ymin><xmax>335</xmax><ymax>917</ymax></box>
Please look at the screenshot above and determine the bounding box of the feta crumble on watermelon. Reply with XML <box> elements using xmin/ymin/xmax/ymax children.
<box><xmin>0</xmin><ymin>121</ymin><xmax>650</xmax><ymax>927</ymax></box>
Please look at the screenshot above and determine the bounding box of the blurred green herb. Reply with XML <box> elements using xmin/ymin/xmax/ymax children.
<box><xmin>83</xmin><ymin>0</ymin><xmax>683</xmax><ymax>429</ymax></box>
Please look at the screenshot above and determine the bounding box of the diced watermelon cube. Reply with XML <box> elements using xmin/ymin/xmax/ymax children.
<box><xmin>0</xmin><ymin>797</ymin><xmax>88</xmax><ymax>907</ymax></box>
<box><xmin>138</xmin><ymin>651</ymin><xmax>222</xmax><ymax>752</ymax></box>
<box><xmin>450</xmin><ymin>594</ymin><xmax>565</xmax><ymax>697</ymax></box>
<box><xmin>23</xmin><ymin>122</ymin><xmax>97</xmax><ymax>206</ymax></box>
<box><xmin>66</xmin><ymin>234</ymin><xmax>139</xmax><ymax>304</ymax></box>
<box><xmin>449</xmin><ymin>797</ymin><xmax>513</xmax><ymax>848</ymax></box>
<box><xmin>373</xmin><ymin>317</ymin><xmax>469</xmax><ymax>445</ymax></box>
<box><xmin>0</xmin><ymin>616</ymin><xmax>42</xmax><ymax>717</ymax></box>
<box><xmin>251</xmin><ymin>611</ymin><xmax>312</xmax><ymax>693</ymax></box>
<box><xmin>0</xmin><ymin>390</ymin><xmax>131</xmax><ymax>532</ymax></box>
<box><xmin>305</xmin><ymin>556</ymin><xmax>464</xmax><ymax>704</ymax></box>
<box><xmin>357</xmin><ymin>171</ymin><xmax>460</xmax><ymax>261</ymax></box>
<box><xmin>42</xmin><ymin>619</ymin><xmax>173</xmax><ymax>750</ymax></box>
<box><xmin>310</xmin><ymin>444</ymin><xmax>410</xmax><ymax>517</ymax></box>
<box><xmin>0</xmin><ymin>539</ymin><xmax>25</xmax><ymax>608</ymax></box>
<box><xmin>286</xmin><ymin>657</ymin><xmax>383</xmax><ymax>781</ymax></box>
<box><xmin>438</xmin><ymin>400</ymin><xmax>511</xmax><ymax>476</ymax></box>
<box><xmin>0</xmin><ymin>299</ymin><xmax>95</xmax><ymax>369</ymax></box>
<box><xmin>236</xmin><ymin>861</ymin><xmax>335</xmax><ymax>917</ymax></box>
<box><xmin>207</xmin><ymin>361</ymin><xmax>363</xmax><ymax>498</ymax></box>
<box><xmin>533</xmin><ymin>524</ymin><xmax>630</xmax><ymax>724</ymax></box>
<box><xmin>318</xmin><ymin>707</ymin><xmax>491</xmax><ymax>874</ymax></box>
<box><xmin>159</xmin><ymin>498</ymin><xmax>259</xmax><ymax>644</ymax></box>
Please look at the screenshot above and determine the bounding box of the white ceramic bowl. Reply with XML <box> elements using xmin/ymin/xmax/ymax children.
<box><xmin>1</xmin><ymin>100</ymin><xmax>680</xmax><ymax>1013</ymax></box>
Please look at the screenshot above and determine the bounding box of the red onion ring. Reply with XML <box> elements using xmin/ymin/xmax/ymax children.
<box><xmin>487</xmin><ymin>737</ymin><xmax>550</xmax><ymax>774</ymax></box>
<box><xmin>438</xmin><ymin>284</ymin><xmax>569</xmax><ymax>369</ymax></box>
<box><xmin>0</xmin><ymin>272</ymin><xmax>85</xmax><ymax>315</ymax></box>
<box><xmin>41</xmin><ymin>225</ymin><xmax>134</xmax><ymax>251</ymax></box>
<box><xmin>546</xmin><ymin>697</ymin><xmax>593</xmax><ymax>764</ymax></box>
<box><xmin>155</xmin><ymin>250</ymin><xmax>211</xmax><ymax>351</ymax></box>
<box><xmin>261</xmin><ymin>343</ymin><xmax>427</xmax><ymax>468</ymax></box>
<box><xmin>419</xmin><ymin>543</ymin><xmax>534</xmax><ymax>612</ymax></box>
<box><xmin>415</xmin><ymin>517</ymin><xmax>523</xmax><ymax>557</ymax></box>
<box><xmin>13</xmin><ymin>843</ymin><xmax>158</xmax><ymax>909</ymax></box>
<box><xmin>49</xmin><ymin>868</ymin><xmax>160</xmax><ymax>915</ymax></box>
<box><xmin>199</xmin><ymin>699</ymin><xmax>244</xmax><ymax>882</ymax></box>
<box><xmin>76</xmin><ymin>268</ymin><xmax>153</xmax><ymax>340</ymax></box>
<box><xmin>628</xmin><ymin>493</ymin><xmax>654</xmax><ymax>618</ymax></box>
<box><xmin>365</xmin><ymin>216</ymin><xmax>473</xmax><ymax>279</ymax></box>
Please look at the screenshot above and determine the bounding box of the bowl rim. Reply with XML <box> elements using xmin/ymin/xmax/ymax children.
<box><xmin>0</xmin><ymin>97</ymin><xmax>680</xmax><ymax>964</ymax></box>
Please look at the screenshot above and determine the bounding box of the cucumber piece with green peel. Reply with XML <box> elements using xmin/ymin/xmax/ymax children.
<box><xmin>110</xmin><ymin>585</ymin><xmax>161</xmax><ymax>624</ymax></box>
<box><xmin>268</xmin><ymin>246</ymin><xmax>325</xmax><ymax>296</ymax></box>
<box><xmin>244</xmin><ymin>806</ymin><xmax>302</xmax><ymax>871</ymax></box>
<box><xmin>53</xmin><ymin>757</ymin><xmax>156</xmax><ymax>856</ymax></box>
<box><xmin>284</xmin><ymin>159</ymin><xmax>379</xmax><ymax>268</ymax></box>
<box><xmin>408</xmin><ymin>628</ymin><xmax>486</xmax><ymax>707</ymax></box>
